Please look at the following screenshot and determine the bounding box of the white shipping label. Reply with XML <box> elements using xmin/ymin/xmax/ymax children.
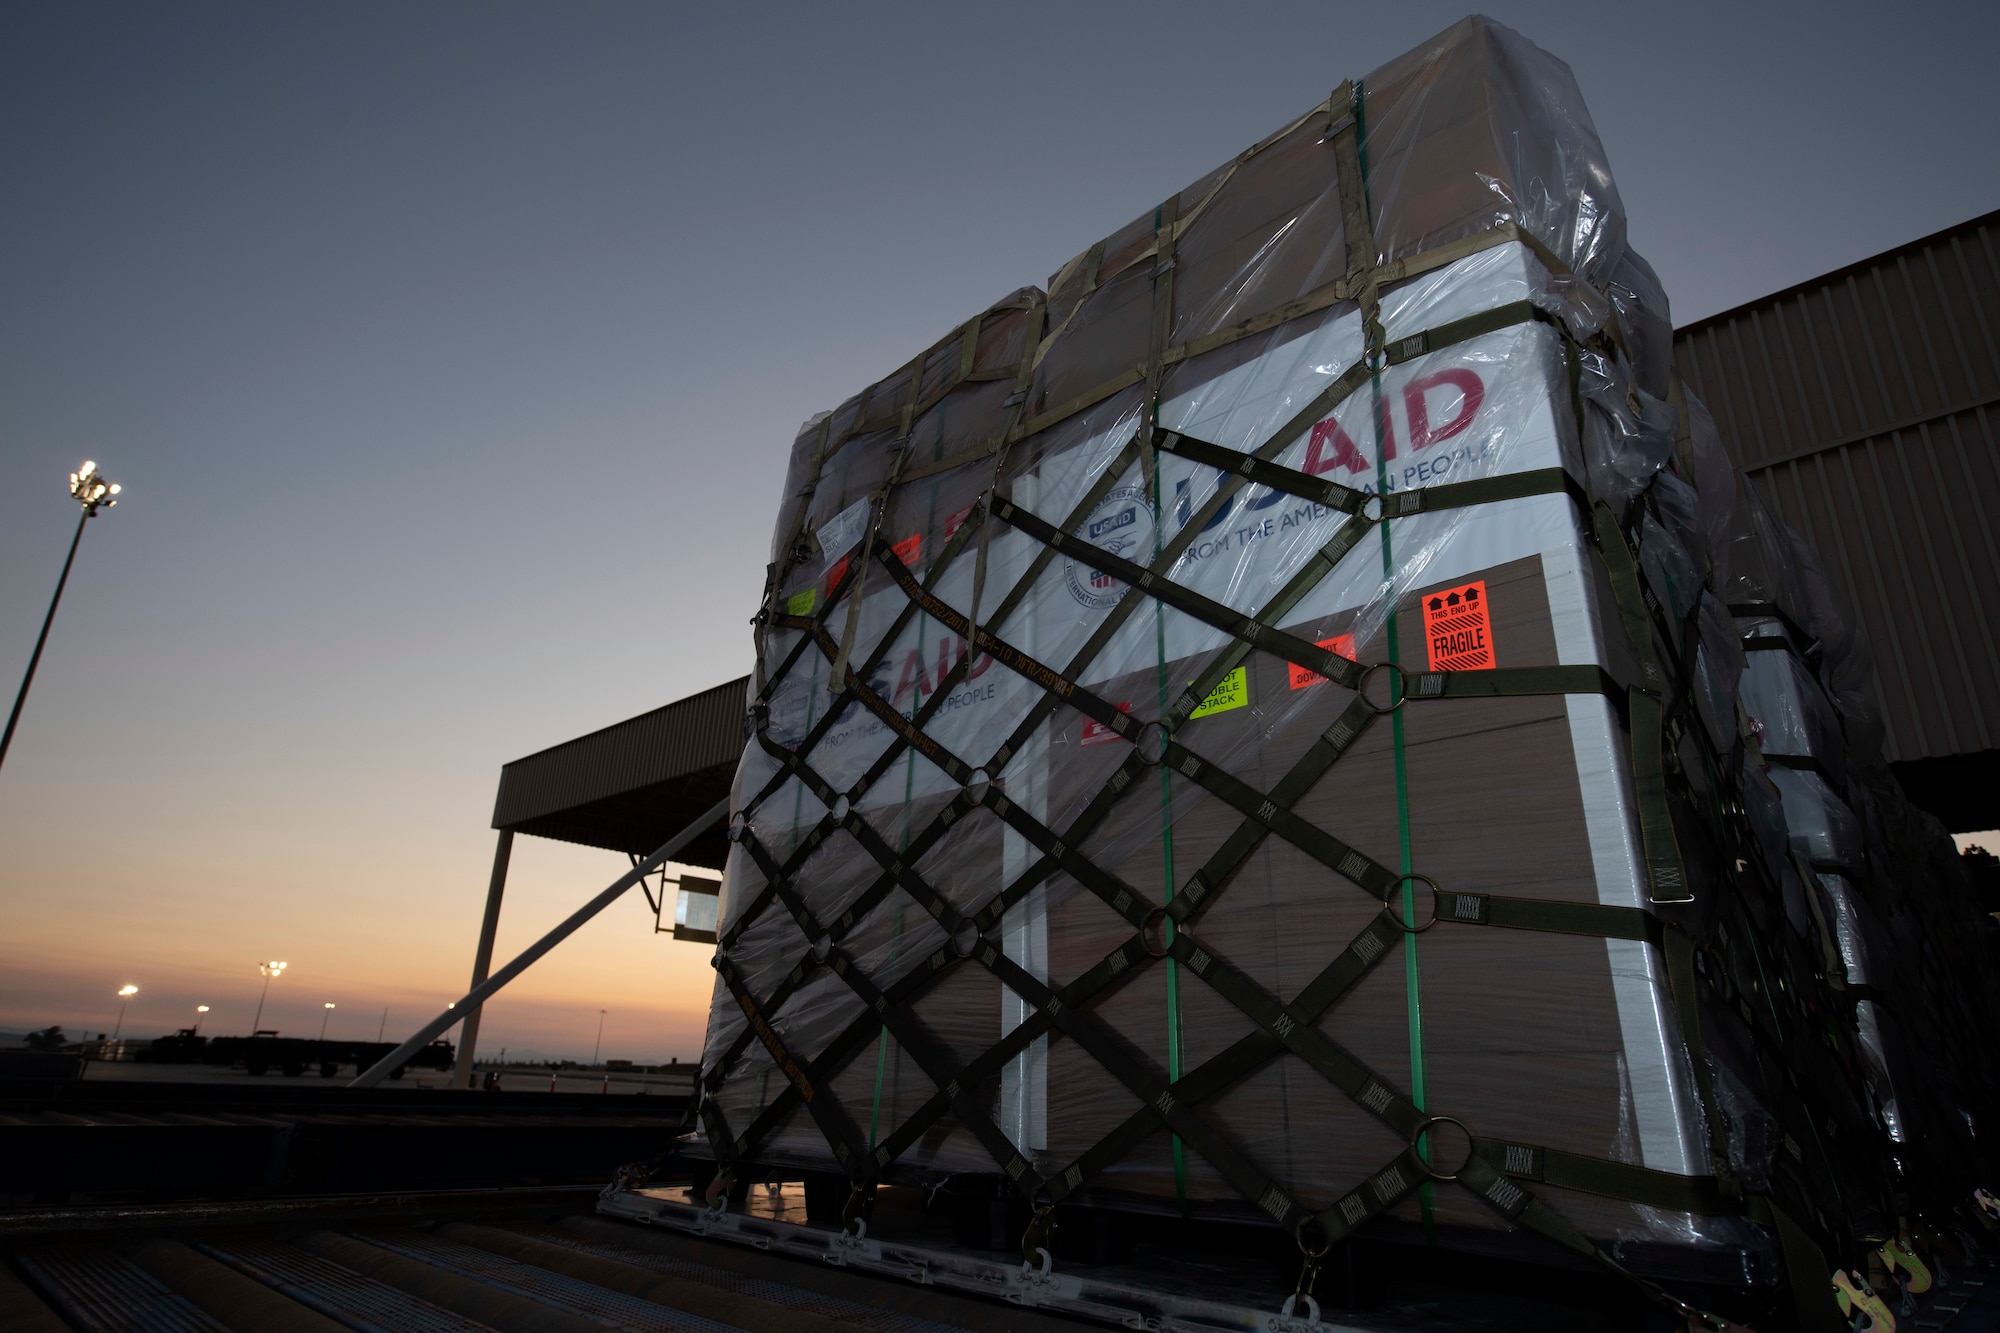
<box><xmin>815</xmin><ymin>497</ymin><xmax>872</xmax><ymax>567</ymax></box>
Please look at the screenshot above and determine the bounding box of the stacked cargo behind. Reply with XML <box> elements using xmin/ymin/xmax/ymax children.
<box><xmin>690</xmin><ymin>15</ymin><xmax>2000</xmax><ymax>1325</ymax></box>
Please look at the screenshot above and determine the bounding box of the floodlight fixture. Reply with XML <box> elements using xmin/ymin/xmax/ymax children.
<box><xmin>112</xmin><ymin>984</ymin><xmax>138</xmax><ymax>1041</ymax></box>
<box><xmin>252</xmin><ymin>959</ymin><xmax>289</xmax><ymax>1032</ymax></box>
<box><xmin>68</xmin><ymin>461</ymin><xmax>121</xmax><ymax>515</ymax></box>
<box><xmin>0</xmin><ymin>460</ymin><xmax>128</xmax><ymax>775</ymax></box>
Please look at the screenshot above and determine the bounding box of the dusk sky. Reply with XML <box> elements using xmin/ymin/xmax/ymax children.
<box><xmin>3</xmin><ymin>1</ymin><xmax>1996</xmax><ymax>1062</ymax></box>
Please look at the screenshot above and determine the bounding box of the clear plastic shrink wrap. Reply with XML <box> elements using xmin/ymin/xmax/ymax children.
<box><xmin>692</xmin><ymin>12</ymin><xmax>2000</xmax><ymax>1305</ymax></box>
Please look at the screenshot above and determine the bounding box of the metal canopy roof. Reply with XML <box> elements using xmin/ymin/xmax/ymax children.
<box><xmin>490</xmin><ymin>676</ymin><xmax>747</xmax><ymax>868</ymax></box>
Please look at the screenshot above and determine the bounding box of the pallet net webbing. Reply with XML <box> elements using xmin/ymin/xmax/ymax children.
<box><xmin>678</xmin><ymin>20</ymin><xmax>2000</xmax><ymax>1331</ymax></box>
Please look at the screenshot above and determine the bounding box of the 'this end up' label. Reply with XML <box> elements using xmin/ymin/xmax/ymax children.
<box><xmin>1422</xmin><ymin>580</ymin><xmax>1494</xmax><ymax>671</ymax></box>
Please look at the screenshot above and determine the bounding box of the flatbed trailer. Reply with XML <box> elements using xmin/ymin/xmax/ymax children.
<box><xmin>141</xmin><ymin>1029</ymin><xmax>455</xmax><ymax>1078</ymax></box>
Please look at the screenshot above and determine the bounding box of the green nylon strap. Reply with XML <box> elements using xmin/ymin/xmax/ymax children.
<box><xmin>1472</xmin><ymin>1137</ymin><xmax>1731</xmax><ymax>1214</ymax></box>
<box><xmin>744</xmin><ymin>483</ymin><xmax>997</xmax><ymax>813</ymax></box>
<box><xmin>997</xmin><ymin>494</ymin><xmax>1341</xmax><ymax>688</ymax></box>
<box><xmin>1403</xmin><ymin>663</ymin><xmax>1621</xmax><ymax>700</ymax></box>
<box><xmin>1326</xmin><ymin>78</ymin><xmax>1370</xmax><ymax>281</ymax></box>
<box><xmin>1171</xmin><ymin>693</ymin><xmax>1379</xmax><ymax>923</ymax></box>
<box><xmin>1537</xmin><ymin>337</ymin><xmax>1688</xmax><ymax>919</ymax></box>
<box><xmin>1168</xmin><ymin>923</ymin><xmax>1427</xmax><ymax>1141</ymax></box>
<box><xmin>1456</xmin><ymin>1150</ymin><xmax>1723</xmax><ymax>1329</ymax></box>
<box><xmin>1159</xmin><ymin>737</ymin><xmax>1396</xmax><ymax>895</ymax></box>
<box><xmin>761</xmin><ymin>414</ymin><xmax>836</xmax><ymax>640</ymax></box>
<box><xmin>729</xmin><ymin>914</ymin><xmax>1012</xmax><ymax>1173</ymax></box>
<box><xmin>994</xmin><ymin>494</ymin><xmax>1631</xmax><ymax>710</ymax></box>
<box><xmin>713</xmin><ymin>952</ymin><xmax>870</xmax><ymax>1171</ymax></box>
<box><xmin>1140</xmin><ymin>247</ymin><xmax>1193</xmax><ymax>1210</ymax></box>
<box><xmin>1440</xmin><ymin>889</ymin><xmax>1660</xmax><ymax>943</ymax></box>
<box><xmin>978</xmin><ymin>943</ymin><xmax>1315</xmax><ymax>1231</ymax></box>
<box><xmin>1049</xmin><ymin>909</ymin><xmax>1408</xmax><ymax>1205</ymax></box>
<box><xmin>1379</xmin><ymin>299</ymin><xmax>1558</xmax><ymax>365</ymax></box>
<box><xmin>1748</xmin><ymin>1196</ymin><xmax>1848</xmax><ymax>1333</ymax></box>
<box><xmin>871</xmin><ymin>449</ymin><xmax>951</xmax><ymax>1153</ymax></box>
<box><xmin>821</xmin><ymin>937</ymin><xmax>1039</xmax><ymax>1191</ymax></box>
<box><xmin>866</xmin><ymin>404</ymin><xmax>1293</xmax><ymax>854</ymax></box>
<box><xmin>1664</xmin><ymin>924</ymin><xmax>1739</xmax><ymax>1191</ymax></box>
<box><xmin>1628</xmin><ymin>687</ymin><xmax>1691</xmax><ymax>904</ymax></box>
<box><xmin>1157</xmin><ymin>735</ymin><xmax>1672</xmax><ymax>945</ymax></box>
<box><xmin>1159</xmin><ymin>428</ymin><xmax>1586</xmax><ymax>525</ymax></box>
<box><xmin>1350</xmin><ymin>81</ymin><xmax>1432</xmax><ymax>1222</ymax></box>
<box><xmin>742</xmin><ymin>424</ymin><xmax>1145</xmax><ymax>827</ymax></box>
<box><xmin>1585</xmin><ymin>492</ymin><xmax>1689</xmax><ymax>911</ymax></box>
<box><xmin>1311</xmin><ymin>1146</ymin><xmax>1431</xmax><ymax>1246</ymax></box>
<box><xmin>872</xmin><ymin>926</ymin><xmax>1159</xmax><ymax>1174</ymax></box>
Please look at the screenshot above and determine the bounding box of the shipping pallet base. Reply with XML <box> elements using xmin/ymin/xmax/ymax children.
<box><xmin>600</xmin><ymin>1185</ymin><xmax>1373</xmax><ymax>1333</ymax></box>
<box><xmin>599</xmin><ymin>1184</ymin><xmax>2000</xmax><ymax>1331</ymax></box>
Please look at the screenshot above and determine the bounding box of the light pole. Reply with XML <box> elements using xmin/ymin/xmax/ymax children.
<box><xmin>0</xmin><ymin>461</ymin><xmax>122</xmax><ymax>776</ymax></box>
<box><xmin>112</xmin><ymin>984</ymin><xmax>138</xmax><ymax>1041</ymax></box>
<box><xmin>320</xmin><ymin>1002</ymin><xmax>336</xmax><ymax>1040</ymax></box>
<box><xmin>593</xmin><ymin>1009</ymin><xmax>606</xmax><ymax>1065</ymax></box>
<box><xmin>251</xmin><ymin>960</ymin><xmax>287</xmax><ymax>1032</ymax></box>
<box><xmin>194</xmin><ymin>1004</ymin><xmax>210</xmax><ymax>1034</ymax></box>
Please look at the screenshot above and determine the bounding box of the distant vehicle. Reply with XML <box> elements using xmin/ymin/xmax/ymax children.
<box><xmin>140</xmin><ymin>1029</ymin><xmax>454</xmax><ymax>1079</ymax></box>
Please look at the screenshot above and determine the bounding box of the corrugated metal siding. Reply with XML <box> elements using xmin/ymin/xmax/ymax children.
<box><xmin>1673</xmin><ymin>211</ymin><xmax>2000</xmax><ymax>766</ymax></box>
<box><xmin>492</xmin><ymin>676</ymin><xmax>749</xmax><ymax>830</ymax></box>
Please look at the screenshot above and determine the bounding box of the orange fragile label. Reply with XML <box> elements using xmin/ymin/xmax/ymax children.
<box><xmin>1289</xmin><ymin>635</ymin><xmax>1357</xmax><ymax>689</ymax></box>
<box><xmin>890</xmin><ymin>532</ymin><xmax>921</xmax><ymax>568</ymax></box>
<box><xmin>1422</xmin><ymin>580</ymin><xmax>1494</xmax><ymax>670</ymax></box>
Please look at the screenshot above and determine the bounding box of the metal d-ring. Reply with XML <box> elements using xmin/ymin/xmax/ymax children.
<box><xmin>1382</xmin><ymin>873</ymin><xmax>1441</xmax><ymax>933</ymax></box>
<box><xmin>1133</xmin><ymin>719</ymin><xmax>1170</xmax><ymax>765</ymax></box>
<box><xmin>1141</xmin><ymin>906</ymin><xmax>1171</xmax><ymax>958</ymax></box>
<box><xmin>1356</xmin><ymin>661</ymin><xmax>1407</xmax><ymax>714</ymax></box>
<box><xmin>1357</xmin><ymin>491</ymin><xmax>1386</xmax><ymax>524</ymax></box>
<box><xmin>1409</xmin><ymin>1115</ymin><xmax>1475</xmax><ymax>1182</ymax></box>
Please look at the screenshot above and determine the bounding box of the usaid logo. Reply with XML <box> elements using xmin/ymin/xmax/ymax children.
<box><xmin>1064</xmin><ymin>485</ymin><xmax>1153</xmax><ymax>610</ymax></box>
<box><xmin>1088</xmin><ymin>507</ymin><xmax>1136</xmax><ymax>541</ymax></box>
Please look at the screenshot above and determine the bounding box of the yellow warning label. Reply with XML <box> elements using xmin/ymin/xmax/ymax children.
<box><xmin>1189</xmin><ymin>666</ymin><xmax>1249</xmax><ymax>719</ymax></box>
<box><xmin>787</xmin><ymin>588</ymin><xmax>817</xmax><ymax>616</ymax></box>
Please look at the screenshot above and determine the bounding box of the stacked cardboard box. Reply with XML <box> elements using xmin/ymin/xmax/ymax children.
<box><xmin>695</xmin><ymin>14</ymin><xmax>2000</xmax><ymax>1309</ymax></box>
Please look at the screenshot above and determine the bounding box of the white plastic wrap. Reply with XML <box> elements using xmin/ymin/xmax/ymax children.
<box><xmin>695</xmin><ymin>11</ymin><xmax>1999</xmax><ymax>1292</ymax></box>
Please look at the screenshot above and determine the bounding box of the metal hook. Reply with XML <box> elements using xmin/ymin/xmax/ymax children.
<box><xmin>841</xmin><ymin>1181</ymin><xmax>872</xmax><ymax>1235</ymax></box>
<box><xmin>1021</xmin><ymin>1202</ymin><xmax>1057</xmax><ymax>1264</ymax></box>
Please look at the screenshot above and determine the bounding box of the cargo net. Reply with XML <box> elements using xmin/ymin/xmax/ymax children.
<box><xmin>687</xmin><ymin>52</ymin><xmax>2000</xmax><ymax>1333</ymax></box>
